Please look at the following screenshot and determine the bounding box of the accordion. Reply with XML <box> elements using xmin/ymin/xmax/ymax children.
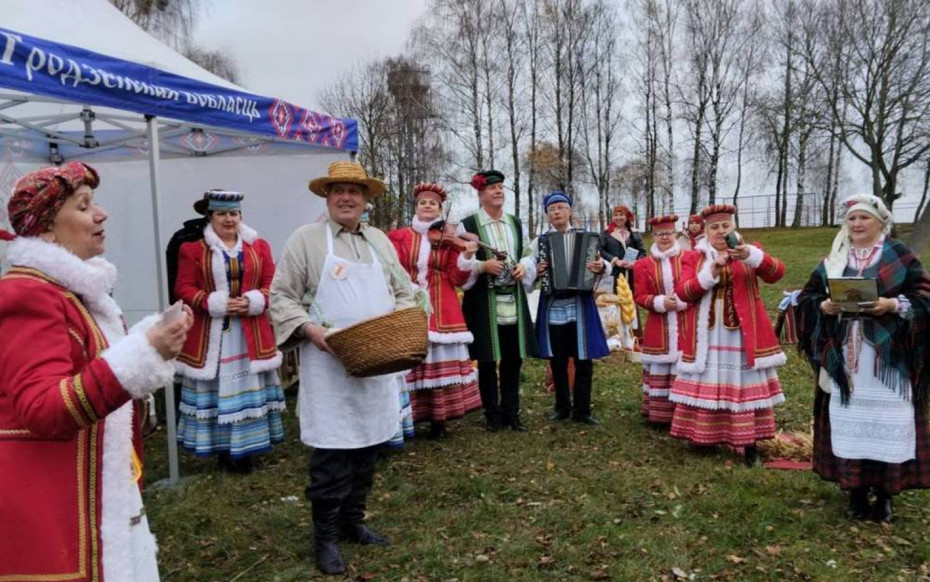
<box><xmin>538</xmin><ymin>231</ymin><xmax>601</xmax><ymax>294</ymax></box>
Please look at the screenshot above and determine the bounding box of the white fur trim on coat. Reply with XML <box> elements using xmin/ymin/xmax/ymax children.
<box><xmin>428</xmin><ymin>330</ymin><xmax>475</xmax><ymax>344</ymax></box>
<box><xmin>102</xmin><ymin>315</ymin><xmax>176</xmax><ymax>398</ymax></box>
<box><xmin>640</xmin><ymin>253</ymin><xmax>682</xmax><ymax>365</ymax></box>
<box><xmin>207</xmin><ymin>291</ymin><xmax>230</xmax><ymax>318</ymax></box>
<box><xmin>697</xmin><ymin>258</ymin><xmax>720</xmax><ymax>291</ymax></box>
<box><xmin>249</xmin><ymin>350</ymin><xmax>283</xmax><ymax>375</ymax></box>
<box><xmin>244</xmin><ymin>289</ymin><xmax>266</xmax><ymax>316</ymax></box>
<box><xmin>676</xmin><ymin>254</ymin><xmax>715</xmax><ymax>375</ymax></box>
<box><xmin>752</xmin><ymin>351</ymin><xmax>787</xmax><ymax>371</ymax></box>
<box><xmin>652</xmin><ymin>295</ymin><xmax>669</xmax><ymax>314</ymax></box>
<box><xmin>743</xmin><ymin>244</ymin><xmax>764</xmax><ymax>269</ymax></box>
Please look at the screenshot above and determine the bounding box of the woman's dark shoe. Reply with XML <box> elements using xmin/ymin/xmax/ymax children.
<box><xmin>846</xmin><ymin>487</ymin><xmax>870</xmax><ymax>520</ymax></box>
<box><xmin>506</xmin><ymin>417</ymin><xmax>528</xmax><ymax>432</ymax></box>
<box><xmin>872</xmin><ymin>490</ymin><xmax>893</xmax><ymax>523</ymax></box>
<box><xmin>743</xmin><ymin>445</ymin><xmax>758</xmax><ymax>467</ymax></box>
<box><xmin>428</xmin><ymin>422</ymin><xmax>447</xmax><ymax>439</ymax></box>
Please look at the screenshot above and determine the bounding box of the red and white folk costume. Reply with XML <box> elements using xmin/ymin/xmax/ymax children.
<box><xmin>388</xmin><ymin>183</ymin><xmax>481</xmax><ymax>425</ymax></box>
<box><xmin>0</xmin><ymin>237</ymin><xmax>175</xmax><ymax>581</ymax></box>
<box><xmin>633</xmin><ymin>215</ymin><xmax>688</xmax><ymax>425</ymax></box>
<box><xmin>669</xmin><ymin>205</ymin><xmax>787</xmax><ymax>447</ymax></box>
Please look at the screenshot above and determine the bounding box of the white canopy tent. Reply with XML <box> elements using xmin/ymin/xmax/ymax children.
<box><xmin>0</xmin><ymin>0</ymin><xmax>357</xmax><ymax>484</ymax></box>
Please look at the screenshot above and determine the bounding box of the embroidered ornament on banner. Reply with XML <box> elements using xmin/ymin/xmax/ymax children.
<box><xmin>269</xmin><ymin>99</ymin><xmax>295</xmax><ymax>138</ymax></box>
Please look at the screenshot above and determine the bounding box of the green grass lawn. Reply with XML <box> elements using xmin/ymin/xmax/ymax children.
<box><xmin>144</xmin><ymin>227</ymin><xmax>930</xmax><ymax>581</ymax></box>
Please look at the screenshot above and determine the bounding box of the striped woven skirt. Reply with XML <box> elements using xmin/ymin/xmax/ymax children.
<box><xmin>405</xmin><ymin>341</ymin><xmax>481</xmax><ymax>424</ymax></box>
<box><xmin>641</xmin><ymin>362</ymin><xmax>676</xmax><ymax>425</ymax></box>
<box><xmin>669</xmin><ymin>313</ymin><xmax>784</xmax><ymax>447</ymax></box>
<box><xmin>178</xmin><ymin>319</ymin><xmax>286</xmax><ymax>459</ymax></box>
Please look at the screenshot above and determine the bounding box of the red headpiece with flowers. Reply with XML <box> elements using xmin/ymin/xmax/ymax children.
<box><xmin>4</xmin><ymin>162</ymin><xmax>99</xmax><ymax>239</ymax></box>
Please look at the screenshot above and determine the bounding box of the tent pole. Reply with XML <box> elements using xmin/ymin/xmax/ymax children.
<box><xmin>147</xmin><ymin>115</ymin><xmax>180</xmax><ymax>485</ymax></box>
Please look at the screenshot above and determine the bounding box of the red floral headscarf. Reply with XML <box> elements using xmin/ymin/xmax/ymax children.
<box><xmin>606</xmin><ymin>204</ymin><xmax>635</xmax><ymax>235</ymax></box>
<box><xmin>5</xmin><ymin>162</ymin><xmax>99</xmax><ymax>238</ymax></box>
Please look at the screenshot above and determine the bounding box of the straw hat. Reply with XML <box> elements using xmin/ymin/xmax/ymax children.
<box><xmin>308</xmin><ymin>161</ymin><xmax>386</xmax><ymax>198</ymax></box>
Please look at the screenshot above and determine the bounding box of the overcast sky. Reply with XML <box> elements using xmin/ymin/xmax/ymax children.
<box><xmin>192</xmin><ymin>0</ymin><xmax>429</xmax><ymax>110</ymax></box>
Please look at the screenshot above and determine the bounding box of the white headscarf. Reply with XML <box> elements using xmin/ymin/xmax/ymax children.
<box><xmin>825</xmin><ymin>194</ymin><xmax>893</xmax><ymax>277</ymax></box>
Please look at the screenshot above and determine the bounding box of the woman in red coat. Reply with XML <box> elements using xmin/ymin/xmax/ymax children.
<box><xmin>670</xmin><ymin>205</ymin><xmax>787</xmax><ymax>465</ymax></box>
<box><xmin>0</xmin><ymin>163</ymin><xmax>191</xmax><ymax>581</ymax></box>
<box><xmin>388</xmin><ymin>183</ymin><xmax>482</xmax><ymax>438</ymax></box>
<box><xmin>633</xmin><ymin>215</ymin><xmax>688</xmax><ymax>425</ymax></box>
<box><xmin>174</xmin><ymin>190</ymin><xmax>284</xmax><ymax>472</ymax></box>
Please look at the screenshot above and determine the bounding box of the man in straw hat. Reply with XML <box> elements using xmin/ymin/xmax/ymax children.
<box><xmin>270</xmin><ymin>161</ymin><xmax>416</xmax><ymax>575</ymax></box>
<box><xmin>456</xmin><ymin>170</ymin><xmax>538</xmax><ymax>432</ymax></box>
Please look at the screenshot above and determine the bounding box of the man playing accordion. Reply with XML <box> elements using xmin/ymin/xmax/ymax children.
<box><xmin>529</xmin><ymin>191</ymin><xmax>610</xmax><ymax>425</ymax></box>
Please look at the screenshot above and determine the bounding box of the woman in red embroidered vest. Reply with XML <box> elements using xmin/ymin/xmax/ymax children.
<box><xmin>633</xmin><ymin>215</ymin><xmax>688</xmax><ymax>425</ymax></box>
<box><xmin>388</xmin><ymin>183</ymin><xmax>482</xmax><ymax>438</ymax></box>
<box><xmin>0</xmin><ymin>163</ymin><xmax>191</xmax><ymax>581</ymax></box>
<box><xmin>797</xmin><ymin>194</ymin><xmax>930</xmax><ymax>523</ymax></box>
<box><xmin>670</xmin><ymin>204</ymin><xmax>787</xmax><ymax>465</ymax></box>
<box><xmin>174</xmin><ymin>190</ymin><xmax>284</xmax><ymax>473</ymax></box>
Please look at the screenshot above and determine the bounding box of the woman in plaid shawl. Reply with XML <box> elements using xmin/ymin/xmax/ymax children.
<box><xmin>797</xmin><ymin>194</ymin><xmax>930</xmax><ymax>523</ymax></box>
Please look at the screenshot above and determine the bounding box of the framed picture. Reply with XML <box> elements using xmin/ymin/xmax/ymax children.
<box><xmin>827</xmin><ymin>277</ymin><xmax>879</xmax><ymax>312</ymax></box>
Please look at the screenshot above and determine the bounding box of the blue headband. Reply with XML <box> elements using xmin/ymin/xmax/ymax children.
<box><xmin>543</xmin><ymin>191</ymin><xmax>572</xmax><ymax>210</ymax></box>
<box><xmin>205</xmin><ymin>190</ymin><xmax>243</xmax><ymax>212</ymax></box>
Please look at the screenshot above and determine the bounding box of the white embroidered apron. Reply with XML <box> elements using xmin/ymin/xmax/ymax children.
<box><xmin>298</xmin><ymin>224</ymin><xmax>400</xmax><ymax>449</ymax></box>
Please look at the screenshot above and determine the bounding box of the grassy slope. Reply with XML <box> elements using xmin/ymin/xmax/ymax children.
<box><xmin>144</xmin><ymin>227</ymin><xmax>930</xmax><ymax>581</ymax></box>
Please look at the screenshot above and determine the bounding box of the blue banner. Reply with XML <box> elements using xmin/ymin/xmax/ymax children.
<box><xmin>0</xmin><ymin>28</ymin><xmax>357</xmax><ymax>152</ymax></box>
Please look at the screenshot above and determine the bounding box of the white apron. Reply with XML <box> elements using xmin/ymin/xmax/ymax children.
<box><xmin>298</xmin><ymin>224</ymin><xmax>400</xmax><ymax>449</ymax></box>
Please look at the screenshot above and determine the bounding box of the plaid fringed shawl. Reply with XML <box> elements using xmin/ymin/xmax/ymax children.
<box><xmin>797</xmin><ymin>238</ymin><xmax>930</xmax><ymax>405</ymax></box>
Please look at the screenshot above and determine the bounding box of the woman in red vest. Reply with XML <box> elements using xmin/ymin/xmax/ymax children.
<box><xmin>633</xmin><ymin>214</ymin><xmax>688</xmax><ymax>425</ymax></box>
<box><xmin>174</xmin><ymin>190</ymin><xmax>284</xmax><ymax>473</ymax></box>
<box><xmin>0</xmin><ymin>163</ymin><xmax>191</xmax><ymax>581</ymax></box>
<box><xmin>388</xmin><ymin>182</ymin><xmax>482</xmax><ymax>438</ymax></box>
<box><xmin>670</xmin><ymin>204</ymin><xmax>787</xmax><ymax>465</ymax></box>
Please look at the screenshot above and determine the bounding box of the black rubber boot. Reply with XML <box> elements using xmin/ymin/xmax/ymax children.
<box><xmin>846</xmin><ymin>487</ymin><xmax>870</xmax><ymax>520</ymax></box>
<box><xmin>339</xmin><ymin>497</ymin><xmax>391</xmax><ymax>546</ymax></box>
<box><xmin>872</xmin><ymin>489</ymin><xmax>894</xmax><ymax>523</ymax></box>
<box><xmin>311</xmin><ymin>500</ymin><xmax>347</xmax><ymax>575</ymax></box>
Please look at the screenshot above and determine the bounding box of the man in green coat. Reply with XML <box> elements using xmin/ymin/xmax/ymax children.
<box><xmin>455</xmin><ymin>170</ymin><xmax>538</xmax><ymax>432</ymax></box>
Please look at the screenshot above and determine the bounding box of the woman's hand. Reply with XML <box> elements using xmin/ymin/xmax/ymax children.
<box><xmin>147</xmin><ymin>314</ymin><xmax>192</xmax><ymax>361</ymax></box>
<box><xmin>537</xmin><ymin>260</ymin><xmax>549</xmax><ymax>276</ymax></box>
<box><xmin>727</xmin><ymin>244</ymin><xmax>750</xmax><ymax>261</ymax></box>
<box><xmin>861</xmin><ymin>297</ymin><xmax>897</xmax><ymax>316</ymax></box>
<box><xmin>304</xmin><ymin>322</ymin><xmax>335</xmax><ymax>355</ymax></box>
<box><xmin>227</xmin><ymin>297</ymin><xmax>250</xmax><ymax>316</ymax></box>
<box><xmin>663</xmin><ymin>296</ymin><xmax>680</xmax><ymax>311</ymax></box>
<box><xmin>820</xmin><ymin>299</ymin><xmax>842</xmax><ymax>316</ymax></box>
<box><xmin>710</xmin><ymin>253</ymin><xmax>728</xmax><ymax>278</ymax></box>
<box><xmin>587</xmin><ymin>259</ymin><xmax>605</xmax><ymax>274</ymax></box>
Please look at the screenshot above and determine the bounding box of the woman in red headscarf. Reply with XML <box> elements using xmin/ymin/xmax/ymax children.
<box><xmin>670</xmin><ymin>204</ymin><xmax>786</xmax><ymax>465</ymax></box>
<box><xmin>601</xmin><ymin>204</ymin><xmax>645</xmax><ymax>293</ymax></box>
<box><xmin>0</xmin><ymin>163</ymin><xmax>193</xmax><ymax>581</ymax></box>
<box><xmin>388</xmin><ymin>183</ymin><xmax>483</xmax><ymax>438</ymax></box>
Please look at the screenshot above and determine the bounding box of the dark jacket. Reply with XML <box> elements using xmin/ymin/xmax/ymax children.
<box><xmin>600</xmin><ymin>229</ymin><xmax>645</xmax><ymax>292</ymax></box>
<box><xmin>166</xmin><ymin>217</ymin><xmax>206</xmax><ymax>304</ymax></box>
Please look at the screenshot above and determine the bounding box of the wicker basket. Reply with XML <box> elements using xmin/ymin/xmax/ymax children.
<box><xmin>326</xmin><ymin>307</ymin><xmax>428</xmax><ymax>377</ymax></box>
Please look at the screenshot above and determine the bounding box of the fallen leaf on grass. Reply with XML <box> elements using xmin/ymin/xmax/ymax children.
<box><xmin>725</xmin><ymin>554</ymin><xmax>746</xmax><ymax>564</ymax></box>
<box><xmin>538</xmin><ymin>555</ymin><xmax>555</xmax><ymax>567</ymax></box>
<box><xmin>671</xmin><ymin>567</ymin><xmax>688</xmax><ymax>579</ymax></box>
<box><xmin>475</xmin><ymin>554</ymin><xmax>490</xmax><ymax>563</ymax></box>
<box><xmin>764</xmin><ymin>545</ymin><xmax>782</xmax><ymax>556</ymax></box>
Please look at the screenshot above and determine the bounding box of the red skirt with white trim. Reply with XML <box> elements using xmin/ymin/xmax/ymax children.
<box><xmin>642</xmin><ymin>362</ymin><xmax>676</xmax><ymax>425</ymax></box>
<box><xmin>404</xmin><ymin>341</ymin><xmax>481</xmax><ymax>423</ymax></box>
<box><xmin>669</xmin><ymin>312</ymin><xmax>784</xmax><ymax>446</ymax></box>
